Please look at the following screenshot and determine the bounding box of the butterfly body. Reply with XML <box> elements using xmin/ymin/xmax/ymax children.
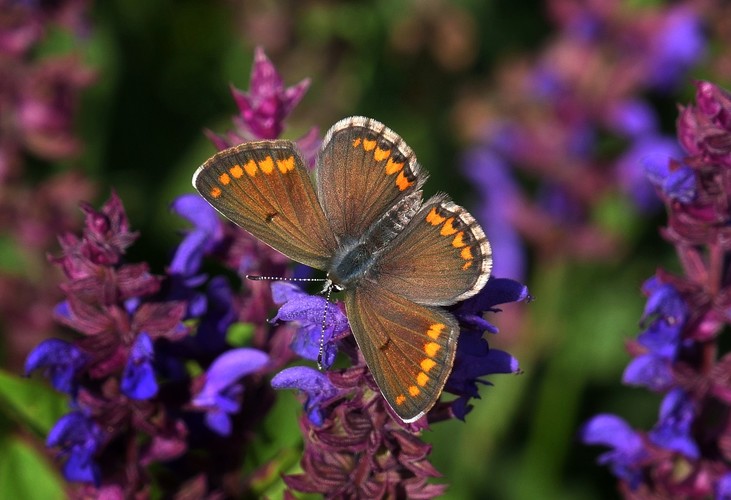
<box><xmin>193</xmin><ymin>116</ymin><xmax>492</xmax><ymax>422</ymax></box>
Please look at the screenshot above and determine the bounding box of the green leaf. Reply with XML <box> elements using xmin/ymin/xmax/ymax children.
<box><xmin>0</xmin><ymin>435</ymin><xmax>66</xmax><ymax>499</ymax></box>
<box><xmin>0</xmin><ymin>370</ymin><xmax>67</xmax><ymax>436</ymax></box>
<box><xmin>226</xmin><ymin>322</ymin><xmax>255</xmax><ymax>347</ymax></box>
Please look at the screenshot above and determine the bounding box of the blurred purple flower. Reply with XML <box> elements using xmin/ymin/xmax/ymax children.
<box><xmin>25</xmin><ymin>338</ymin><xmax>86</xmax><ymax>394</ymax></box>
<box><xmin>271</xmin><ymin>282</ymin><xmax>349</xmax><ymax>369</ymax></box>
<box><xmin>622</xmin><ymin>352</ymin><xmax>674</xmax><ymax>392</ymax></box>
<box><xmin>617</xmin><ymin>136</ymin><xmax>684</xmax><ymax>210</ymax></box>
<box><xmin>585</xmin><ymin>82</ymin><xmax>731</xmax><ymax>495</ymax></box>
<box><xmin>191</xmin><ymin>348</ymin><xmax>269</xmax><ymax>436</ymax></box>
<box><xmin>718</xmin><ymin>474</ymin><xmax>731</xmax><ymax>499</ymax></box>
<box><xmin>120</xmin><ymin>333</ymin><xmax>158</xmax><ymax>400</ymax></box>
<box><xmin>462</xmin><ymin>147</ymin><xmax>525</xmax><ymax>279</ymax></box>
<box><xmin>581</xmin><ymin>414</ymin><xmax>647</xmax><ymax>489</ymax></box>
<box><xmin>623</xmin><ymin>278</ymin><xmax>687</xmax><ymax>391</ymax></box>
<box><xmin>271</xmin><ymin>366</ymin><xmax>338</xmax><ymax>426</ymax></box>
<box><xmin>640</xmin><ymin>277</ymin><xmax>688</xmax><ymax>327</ymax></box>
<box><xmin>47</xmin><ymin>411</ymin><xmax>103</xmax><ymax>485</ymax></box>
<box><xmin>646</xmin><ymin>7</ymin><xmax>705</xmax><ymax>91</ymax></box>
<box><xmin>643</xmin><ymin>154</ymin><xmax>696</xmax><ymax>204</ymax></box>
<box><xmin>607</xmin><ymin>99</ymin><xmax>659</xmax><ymax>138</ymax></box>
<box><xmin>648</xmin><ymin>389</ymin><xmax>699</xmax><ymax>459</ymax></box>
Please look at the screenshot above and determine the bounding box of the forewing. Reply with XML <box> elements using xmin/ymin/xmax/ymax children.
<box><xmin>193</xmin><ymin>141</ymin><xmax>337</xmax><ymax>270</ymax></box>
<box><xmin>344</xmin><ymin>284</ymin><xmax>459</xmax><ymax>423</ymax></box>
<box><xmin>373</xmin><ymin>194</ymin><xmax>492</xmax><ymax>306</ymax></box>
<box><xmin>316</xmin><ymin>116</ymin><xmax>426</xmax><ymax>242</ymax></box>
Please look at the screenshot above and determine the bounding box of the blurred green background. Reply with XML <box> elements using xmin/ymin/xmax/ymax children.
<box><xmin>3</xmin><ymin>0</ymin><xmax>723</xmax><ymax>498</ymax></box>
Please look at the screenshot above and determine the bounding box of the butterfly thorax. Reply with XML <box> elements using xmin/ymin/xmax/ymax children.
<box><xmin>327</xmin><ymin>190</ymin><xmax>423</xmax><ymax>289</ymax></box>
<box><xmin>327</xmin><ymin>240</ymin><xmax>375</xmax><ymax>289</ymax></box>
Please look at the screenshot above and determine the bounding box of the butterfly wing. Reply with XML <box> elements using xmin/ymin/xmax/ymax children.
<box><xmin>193</xmin><ymin>141</ymin><xmax>337</xmax><ymax>270</ymax></box>
<box><xmin>373</xmin><ymin>194</ymin><xmax>492</xmax><ymax>306</ymax></box>
<box><xmin>344</xmin><ymin>282</ymin><xmax>459</xmax><ymax>423</ymax></box>
<box><xmin>316</xmin><ymin>116</ymin><xmax>427</xmax><ymax>242</ymax></box>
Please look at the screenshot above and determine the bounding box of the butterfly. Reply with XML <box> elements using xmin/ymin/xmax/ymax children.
<box><xmin>192</xmin><ymin>116</ymin><xmax>492</xmax><ymax>422</ymax></box>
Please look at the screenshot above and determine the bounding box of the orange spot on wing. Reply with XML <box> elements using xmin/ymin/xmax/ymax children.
<box><xmin>352</xmin><ymin>138</ymin><xmax>362</xmax><ymax>148</ymax></box>
<box><xmin>276</xmin><ymin>156</ymin><xmax>295</xmax><ymax>173</ymax></box>
<box><xmin>259</xmin><ymin>156</ymin><xmax>274</xmax><ymax>174</ymax></box>
<box><xmin>427</xmin><ymin>323</ymin><xmax>445</xmax><ymax>340</ymax></box>
<box><xmin>229</xmin><ymin>164</ymin><xmax>244</xmax><ymax>178</ymax></box>
<box><xmin>395</xmin><ymin>394</ymin><xmax>406</xmax><ymax>406</ymax></box>
<box><xmin>363</xmin><ymin>138</ymin><xmax>377</xmax><ymax>151</ymax></box>
<box><xmin>244</xmin><ymin>160</ymin><xmax>258</xmax><ymax>177</ymax></box>
<box><xmin>408</xmin><ymin>385</ymin><xmax>420</xmax><ymax>397</ymax></box>
<box><xmin>417</xmin><ymin>372</ymin><xmax>429</xmax><ymax>387</ymax></box>
<box><xmin>395</xmin><ymin>171</ymin><xmax>413</xmax><ymax>191</ymax></box>
<box><xmin>385</xmin><ymin>158</ymin><xmax>404</xmax><ymax>175</ymax></box>
<box><xmin>452</xmin><ymin>232</ymin><xmax>466</xmax><ymax>248</ymax></box>
<box><xmin>440</xmin><ymin>218</ymin><xmax>457</xmax><ymax>236</ymax></box>
<box><xmin>374</xmin><ymin>147</ymin><xmax>391</xmax><ymax>161</ymax></box>
<box><xmin>426</xmin><ymin>207</ymin><xmax>446</xmax><ymax>226</ymax></box>
<box><xmin>210</xmin><ymin>187</ymin><xmax>222</xmax><ymax>198</ymax></box>
<box><xmin>462</xmin><ymin>261</ymin><xmax>473</xmax><ymax>270</ymax></box>
<box><xmin>461</xmin><ymin>246</ymin><xmax>474</xmax><ymax>260</ymax></box>
<box><xmin>424</xmin><ymin>342</ymin><xmax>441</xmax><ymax>357</ymax></box>
<box><xmin>218</xmin><ymin>172</ymin><xmax>231</xmax><ymax>185</ymax></box>
<box><xmin>421</xmin><ymin>358</ymin><xmax>437</xmax><ymax>372</ymax></box>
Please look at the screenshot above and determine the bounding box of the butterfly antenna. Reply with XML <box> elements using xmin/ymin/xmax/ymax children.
<box><xmin>245</xmin><ymin>275</ymin><xmax>330</xmax><ymax>284</ymax></box>
<box><xmin>317</xmin><ymin>284</ymin><xmax>334</xmax><ymax>370</ymax></box>
<box><xmin>246</xmin><ymin>274</ymin><xmax>335</xmax><ymax>370</ymax></box>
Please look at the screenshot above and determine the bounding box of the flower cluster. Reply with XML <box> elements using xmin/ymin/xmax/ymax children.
<box><xmin>25</xmin><ymin>47</ymin><xmax>528</xmax><ymax>498</ymax></box>
<box><xmin>270</xmin><ymin>278</ymin><xmax>527</xmax><ymax>496</ymax></box>
<box><xmin>459</xmin><ymin>0</ymin><xmax>706</xmax><ymax>279</ymax></box>
<box><xmin>0</xmin><ymin>0</ymin><xmax>96</xmax><ymax>375</ymax></box>
<box><xmin>582</xmin><ymin>81</ymin><xmax>731</xmax><ymax>497</ymax></box>
<box><xmin>204</xmin><ymin>46</ymin><xmax>321</xmax><ymax>166</ymax></box>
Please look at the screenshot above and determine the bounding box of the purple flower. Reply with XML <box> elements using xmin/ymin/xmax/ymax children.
<box><xmin>191</xmin><ymin>348</ymin><xmax>269</xmax><ymax>436</ymax></box>
<box><xmin>47</xmin><ymin>411</ymin><xmax>103</xmax><ymax>485</ymax></box>
<box><xmin>205</xmin><ymin>47</ymin><xmax>319</xmax><ymax>162</ymax></box>
<box><xmin>648</xmin><ymin>389</ymin><xmax>699</xmax><ymax>459</ymax></box>
<box><xmin>646</xmin><ymin>7</ymin><xmax>705</xmax><ymax>91</ymax></box>
<box><xmin>585</xmin><ymin>82</ymin><xmax>731</xmax><ymax>495</ymax></box>
<box><xmin>640</xmin><ymin>276</ymin><xmax>688</xmax><ymax>326</ymax></box>
<box><xmin>25</xmin><ymin>338</ymin><xmax>86</xmax><ymax>394</ymax></box>
<box><xmin>616</xmin><ymin>135</ymin><xmax>684</xmax><ymax>210</ymax></box>
<box><xmin>447</xmin><ymin>347</ymin><xmax>519</xmax><ymax>420</ymax></box>
<box><xmin>607</xmin><ymin>99</ymin><xmax>659</xmax><ymax>138</ymax></box>
<box><xmin>462</xmin><ymin>148</ymin><xmax>525</xmax><ymax>279</ymax></box>
<box><xmin>452</xmin><ymin>276</ymin><xmax>530</xmax><ymax>333</ymax></box>
<box><xmin>643</xmin><ymin>153</ymin><xmax>696</xmax><ymax>204</ymax></box>
<box><xmin>271</xmin><ymin>366</ymin><xmax>338</xmax><ymax>426</ymax></box>
<box><xmin>446</xmin><ymin>278</ymin><xmax>527</xmax><ymax>418</ymax></box>
<box><xmin>169</xmin><ymin>194</ymin><xmax>223</xmax><ymax>278</ymax></box>
<box><xmin>120</xmin><ymin>333</ymin><xmax>158</xmax><ymax>400</ymax></box>
<box><xmin>623</xmin><ymin>278</ymin><xmax>686</xmax><ymax>391</ymax></box>
<box><xmin>231</xmin><ymin>46</ymin><xmax>310</xmax><ymax>140</ymax></box>
<box><xmin>581</xmin><ymin>414</ymin><xmax>647</xmax><ymax>489</ymax></box>
<box><xmin>281</xmin><ymin>366</ymin><xmax>448</xmax><ymax>498</ymax></box>
<box><xmin>191</xmin><ymin>276</ymin><xmax>237</xmax><ymax>353</ymax></box>
<box><xmin>717</xmin><ymin>473</ymin><xmax>731</xmax><ymax>499</ymax></box>
<box><xmin>270</xmin><ymin>282</ymin><xmax>350</xmax><ymax>369</ymax></box>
